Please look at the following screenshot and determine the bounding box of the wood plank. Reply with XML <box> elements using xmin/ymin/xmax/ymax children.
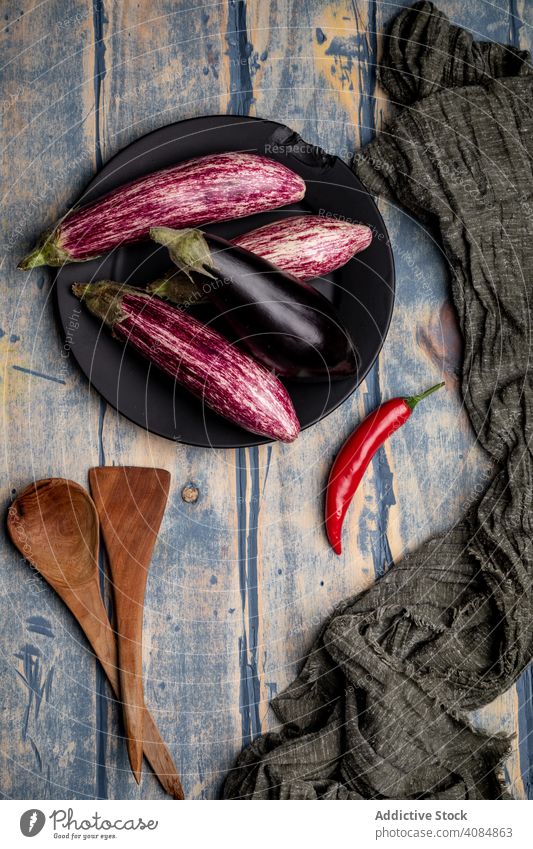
<box><xmin>1</xmin><ymin>0</ymin><xmax>104</xmax><ymax>799</ymax></box>
<box><xmin>89</xmin><ymin>0</ymin><xmax>244</xmax><ymax>800</ymax></box>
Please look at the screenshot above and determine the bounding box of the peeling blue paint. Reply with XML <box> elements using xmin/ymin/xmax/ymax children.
<box><xmin>353</xmin><ymin>0</ymin><xmax>395</xmax><ymax>578</ymax></box>
<box><xmin>325</xmin><ymin>35</ymin><xmax>359</xmax><ymax>59</ymax></box>
<box><xmin>363</xmin><ymin>369</ymin><xmax>396</xmax><ymax>577</ymax></box>
<box><xmin>27</xmin><ymin>735</ymin><xmax>43</xmax><ymax>772</ymax></box>
<box><xmin>27</xmin><ymin>616</ymin><xmax>54</xmax><ymax>639</ymax></box>
<box><xmin>509</xmin><ymin>0</ymin><xmax>523</xmax><ymax>46</ymax></box>
<box><xmin>236</xmin><ymin>450</ymin><xmax>247</xmax><ymax>608</ymax></box>
<box><xmin>95</xmin><ymin>407</ymin><xmax>109</xmax><ymax>799</ymax></box>
<box><xmin>226</xmin><ymin>0</ymin><xmax>263</xmax><ymax>749</ymax></box>
<box><xmin>12</xmin><ymin>365</ymin><xmax>65</xmax><ymax>385</ymax></box>
<box><xmin>354</xmin><ymin>0</ymin><xmax>377</xmax><ymax>148</ymax></box>
<box><xmin>201</xmin><ymin>9</ymin><xmax>220</xmax><ymax>81</ymax></box>
<box><xmin>262</xmin><ymin>444</ymin><xmax>272</xmax><ymax>494</ymax></box>
<box><xmin>236</xmin><ymin>451</ymin><xmax>250</xmax><ymax>745</ymax></box>
<box><xmin>226</xmin><ymin>1</ymin><xmax>253</xmax><ymax>115</ymax></box>
<box><xmin>246</xmin><ymin>445</ymin><xmax>261</xmax><ymax>740</ymax></box>
<box><xmin>14</xmin><ymin>643</ymin><xmax>53</xmax><ymax>767</ymax></box>
<box><xmin>236</xmin><ymin>447</ymin><xmax>262</xmax><ymax>747</ymax></box>
<box><xmin>92</xmin><ymin>0</ymin><xmax>107</xmax><ymax>171</ymax></box>
<box><xmin>316</xmin><ymin>27</ymin><xmax>327</xmax><ymax>45</ymax></box>
<box><xmin>266</xmin><ymin>682</ymin><xmax>278</xmax><ymax>700</ymax></box>
<box><xmin>517</xmin><ymin>665</ymin><xmax>533</xmax><ymax>798</ymax></box>
<box><xmin>237</xmin><ymin>634</ymin><xmax>251</xmax><ymax>746</ymax></box>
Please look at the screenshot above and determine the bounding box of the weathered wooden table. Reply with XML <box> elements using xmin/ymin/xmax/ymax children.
<box><xmin>1</xmin><ymin>0</ymin><xmax>531</xmax><ymax>800</ymax></box>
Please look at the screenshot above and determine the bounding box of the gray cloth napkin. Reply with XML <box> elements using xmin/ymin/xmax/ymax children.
<box><xmin>223</xmin><ymin>2</ymin><xmax>533</xmax><ymax>800</ymax></box>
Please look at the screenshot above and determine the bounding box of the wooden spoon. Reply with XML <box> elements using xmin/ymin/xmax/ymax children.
<box><xmin>7</xmin><ymin>478</ymin><xmax>184</xmax><ymax>799</ymax></box>
<box><xmin>89</xmin><ymin>467</ymin><xmax>171</xmax><ymax>785</ymax></box>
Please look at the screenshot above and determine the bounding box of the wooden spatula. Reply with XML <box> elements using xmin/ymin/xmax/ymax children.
<box><xmin>6</xmin><ymin>478</ymin><xmax>184</xmax><ymax>798</ymax></box>
<box><xmin>89</xmin><ymin>466</ymin><xmax>170</xmax><ymax>785</ymax></box>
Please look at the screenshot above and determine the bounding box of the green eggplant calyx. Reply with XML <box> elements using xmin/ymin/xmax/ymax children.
<box><xmin>147</xmin><ymin>269</ymin><xmax>200</xmax><ymax>304</ymax></box>
<box><xmin>150</xmin><ymin>227</ymin><xmax>216</xmax><ymax>281</ymax></box>
<box><xmin>72</xmin><ymin>281</ymin><xmax>134</xmax><ymax>327</ymax></box>
<box><xmin>18</xmin><ymin>232</ymin><xmax>72</xmax><ymax>270</ymax></box>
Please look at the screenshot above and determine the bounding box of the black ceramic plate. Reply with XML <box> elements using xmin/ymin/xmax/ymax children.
<box><xmin>56</xmin><ymin>115</ymin><xmax>395</xmax><ymax>448</ymax></box>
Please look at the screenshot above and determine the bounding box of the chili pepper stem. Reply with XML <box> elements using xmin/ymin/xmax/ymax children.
<box><xmin>404</xmin><ymin>381</ymin><xmax>445</xmax><ymax>411</ymax></box>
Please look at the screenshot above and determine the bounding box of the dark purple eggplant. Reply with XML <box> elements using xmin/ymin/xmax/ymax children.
<box><xmin>151</xmin><ymin>227</ymin><xmax>358</xmax><ymax>380</ymax></box>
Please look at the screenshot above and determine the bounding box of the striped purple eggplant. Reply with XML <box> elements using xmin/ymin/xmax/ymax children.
<box><xmin>149</xmin><ymin>214</ymin><xmax>372</xmax><ymax>304</ymax></box>
<box><xmin>19</xmin><ymin>153</ymin><xmax>306</xmax><ymax>269</ymax></box>
<box><xmin>233</xmin><ymin>215</ymin><xmax>372</xmax><ymax>279</ymax></box>
<box><xmin>72</xmin><ymin>281</ymin><xmax>300</xmax><ymax>443</ymax></box>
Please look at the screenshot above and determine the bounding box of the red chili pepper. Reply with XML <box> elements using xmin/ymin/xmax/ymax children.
<box><xmin>325</xmin><ymin>382</ymin><xmax>445</xmax><ymax>555</ymax></box>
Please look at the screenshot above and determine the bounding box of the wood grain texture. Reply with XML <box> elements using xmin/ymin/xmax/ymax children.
<box><xmin>1</xmin><ymin>0</ymin><xmax>106</xmax><ymax>800</ymax></box>
<box><xmin>1</xmin><ymin>0</ymin><xmax>531</xmax><ymax>800</ymax></box>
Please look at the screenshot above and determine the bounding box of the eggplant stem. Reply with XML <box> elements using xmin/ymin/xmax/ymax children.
<box><xmin>150</xmin><ymin>227</ymin><xmax>215</xmax><ymax>280</ymax></box>
<box><xmin>72</xmin><ymin>281</ymin><xmax>132</xmax><ymax>327</ymax></box>
<box><xmin>18</xmin><ymin>246</ymin><xmax>48</xmax><ymax>270</ymax></box>
<box><xmin>18</xmin><ymin>233</ymin><xmax>72</xmax><ymax>270</ymax></box>
<box><xmin>147</xmin><ymin>270</ymin><xmax>199</xmax><ymax>303</ymax></box>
